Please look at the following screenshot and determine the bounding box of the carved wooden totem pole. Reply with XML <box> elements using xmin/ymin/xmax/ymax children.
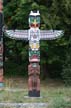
<box><xmin>28</xmin><ymin>11</ymin><xmax>41</xmax><ymax>96</ymax></box>
<box><xmin>5</xmin><ymin>10</ymin><xmax>63</xmax><ymax>97</ymax></box>
<box><xmin>0</xmin><ymin>0</ymin><xmax>4</xmax><ymax>89</ymax></box>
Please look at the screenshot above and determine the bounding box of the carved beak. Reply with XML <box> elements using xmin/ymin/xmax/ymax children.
<box><xmin>33</xmin><ymin>19</ymin><xmax>37</xmax><ymax>27</ymax></box>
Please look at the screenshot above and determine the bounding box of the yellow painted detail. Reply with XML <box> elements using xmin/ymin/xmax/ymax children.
<box><xmin>30</xmin><ymin>43</ymin><xmax>39</xmax><ymax>49</ymax></box>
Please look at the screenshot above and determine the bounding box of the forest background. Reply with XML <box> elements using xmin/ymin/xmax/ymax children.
<box><xmin>3</xmin><ymin>0</ymin><xmax>71</xmax><ymax>86</ymax></box>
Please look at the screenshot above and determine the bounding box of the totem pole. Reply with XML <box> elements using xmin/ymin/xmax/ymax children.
<box><xmin>0</xmin><ymin>0</ymin><xmax>4</xmax><ymax>89</ymax></box>
<box><xmin>28</xmin><ymin>11</ymin><xmax>40</xmax><ymax>97</ymax></box>
<box><xmin>5</xmin><ymin>10</ymin><xmax>63</xmax><ymax>97</ymax></box>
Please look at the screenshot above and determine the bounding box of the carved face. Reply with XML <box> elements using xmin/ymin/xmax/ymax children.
<box><xmin>29</xmin><ymin>16</ymin><xmax>40</xmax><ymax>27</ymax></box>
<box><xmin>29</xmin><ymin>10</ymin><xmax>40</xmax><ymax>28</ymax></box>
<box><xmin>29</xmin><ymin>50</ymin><xmax>40</xmax><ymax>62</ymax></box>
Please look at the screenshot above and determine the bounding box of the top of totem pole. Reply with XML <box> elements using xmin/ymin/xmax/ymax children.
<box><xmin>5</xmin><ymin>9</ymin><xmax>64</xmax><ymax>40</ymax></box>
<box><xmin>29</xmin><ymin>10</ymin><xmax>40</xmax><ymax>16</ymax></box>
<box><xmin>29</xmin><ymin>10</ymin><xmax>40</xmax><ymax>28</ymax></box>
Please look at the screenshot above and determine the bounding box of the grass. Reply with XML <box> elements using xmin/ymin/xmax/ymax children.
<box><xmin>0</xmin><ymin>77</ymin><xmax>71</xmax><ymax>108</ymax></box>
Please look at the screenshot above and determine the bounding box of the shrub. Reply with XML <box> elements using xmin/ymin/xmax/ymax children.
<box><xmin>62</xmin><ymin>47</ymin><xmax>71</xmax><ymax>86</ymax></box>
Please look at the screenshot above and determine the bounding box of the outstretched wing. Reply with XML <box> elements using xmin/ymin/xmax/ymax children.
<box><xmin>5</xmin><ymin>30</ymin><xmax>28</xmax><ymax>40</ymax></box>
<box><xmin>40</xmin><ymin>30</ymin><xmax>63</xmax><ymax>40</ymax></box>
<box><xmin>5</xmin><ymin>30</ymin><xmax>63</xmax><ymax>40</ymax></box>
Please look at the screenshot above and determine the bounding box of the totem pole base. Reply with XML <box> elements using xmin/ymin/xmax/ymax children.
<box><xmin>28</xmin><ymin>90</ymin><xmax>40</xmax><ymax>97</ymax></box>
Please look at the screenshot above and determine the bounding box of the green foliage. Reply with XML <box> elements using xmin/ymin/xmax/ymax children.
<box><xmin>62</xmin><ymin>38</ymin><xmax>71</xmax><ymax>86</ymax></box>
<box><xmin>4</xmin><ymin>60</ymin><xmax>28</xmax><ymax>77</ymax></box>
<box><xmin>31</xmin><ymin>2</ymin><xmax>39</xmax><ymax>10</ymax></box>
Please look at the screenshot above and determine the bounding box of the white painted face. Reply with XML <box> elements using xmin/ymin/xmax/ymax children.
<box><xmin>29</xmin><ymin>28</ymin><xmax>40</xmax><ymax>41</ymax></box>
<box><xmin>29</xmin><ymin>10</ymin><xmax>40</xmax><ymax>28</ymax></box>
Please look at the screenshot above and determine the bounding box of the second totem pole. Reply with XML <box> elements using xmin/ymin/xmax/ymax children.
<box><xmin>0</xmin><ymin>0</ymin><xmax>4</xmax><ymax>89</ymax></box>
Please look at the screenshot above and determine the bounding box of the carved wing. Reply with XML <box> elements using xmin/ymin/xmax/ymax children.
<box><xmin>5</xmin><ymin>30</ymin><xmax>63</xmax><ymax>41</ymax></box>
<box><xmin>5</xmin><ymin>30</ymin><xmax>28</xmax><ymax>40</ymax></box>
<box><xmin>40</xmin><ymin>30</ymin><xmax>63</xmax><ymax>40</ymax></box>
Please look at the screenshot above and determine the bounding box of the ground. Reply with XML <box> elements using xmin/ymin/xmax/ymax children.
<box><xmin>0</xmin><ymin>77</ymin><xmax>71</xmax><ymax>108</ymax></box>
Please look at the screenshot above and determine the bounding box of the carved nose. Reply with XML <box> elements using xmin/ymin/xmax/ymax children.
<box><xmin>33</xmin><ymin>20</ymin><xmax>37</xmax><ymax>27</ymax></box>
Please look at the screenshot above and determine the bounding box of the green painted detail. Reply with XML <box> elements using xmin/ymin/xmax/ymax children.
<box><xmin>32</xmin><ymin>63</ymin><xmax>38</xmax><ymax>67</ymax></box>
<box><xmin>29</xmin><ymin>16</ymin><xmax>40</xmax><ymax>24</ymax></box>
<box><xmin>29</xmin><ymin>50</ymin><xmax>40</xmax><ymax>57</ymax></box>
<box><xmin>0</xmin><ymin>62</ymin><xmax>3</xmax><ymax>67</ymax></box>
<box><xmin>36</xmin><ymin>16</ymin><xmax>40</xmax><ymax>23</ymax></box>
<box><xmin>30</xmin><ymin>16</ymin><xmax>34</xmax><ymax>23</ymax></box>
<box><xmin>0</xmin><ymin>83</ymin><xmax>4</xmax><ymax>87</ymax></box>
